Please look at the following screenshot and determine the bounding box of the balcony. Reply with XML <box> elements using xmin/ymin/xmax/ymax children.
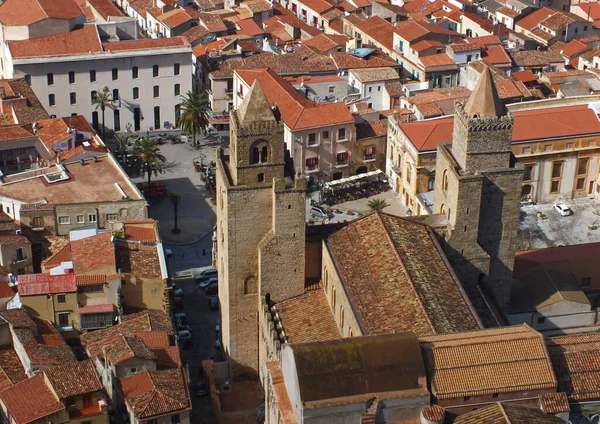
<box><xmin>337</xmin><ymin>138</ymin><xmax>348</xmax><ymax>143</ymax></box>
<box><xmin>307</xmin><ymin>140</ymin><xmax>319</xmax><ymax>148</ymax></box>
<box><xmin>306</xmin><ymin>165</ymin><xmax>320</xmax><ymax>173</ymax></box>
<box><xmin>392</xmin><ymin>164</ymin><xmax>402</xmax><ymax>175</ymax></box>
<box><xmin>394</xmin><ymin>44</ymin><xmax>404</xmax><ymax>54</ymax></box>
<box><xmin>364</xmin><ymin>154</ymin><xmax>376</xmax><ymax>162</ymax></box>
<box><xmin>335</xmin><ymin>161</ymin><xmax>349</xmax><ymax>168</ymax></box>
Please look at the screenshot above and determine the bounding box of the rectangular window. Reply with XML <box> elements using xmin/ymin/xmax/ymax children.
<box><xmin>112</xmin><ymin>89</ymin><xmax>119</xmax><ymax>101</ymax></box>
<box><xmin>522</xmin><ymin>147</ymin><xmax>531</xmax><ymax>154</ymax></box>
<box><xmin>90</xmin><ymin>70</ymin><xmax>96</xmax><ymax>82</ymax></box>
<box><xmin>544</xmin><ymin>144</ymin><xmax>552</xmax><ymax>151</ymax></box>
<box><xmin>171</xmin><ymin>415</ymin><xmax>180</xmax><ymax>424</ymax></box>
<box><xmin>153</xmin><ymin>85</ymin><xmax>160</xmax><ymax>98</ymax></box>
<box><xmin>550</xmin><ymin>180</ymin><xmax>560</xmax><ymax>193</ymax></box>
<box><xmin>368</xmin><ymin>87</ymin><xmax>372</xmax><ymax>93</ymax></box>
<box><xmin>537</xmin><ymin>316</ymin><xmax>546</xmax><ymax>324</ymax></box>
<box><xmin>112</xmin><ymin>68</ymin><xmax>118</xmax><ymax>80</ymax></box>
<box><xmin>551</xmin><ymin>161</ymin><xmax>563</xmax><ymax>178</ymax></box>
<box><xmin>523</xmin><ymin>164</ymin><xmax>533</xmax><ymax>181</ymax></box>
<box><xmin>566</xmin><ymin>142</ymin><xmax>575</xmax><ymax>149</ymax></box>
<box><xmin>581</xmin><ymin>277</ymin><xmax>591</xmax><ymax>287</ymax></box>
<box><xmin>58</xmin><ymin>216</ymin><xmax>70</xmax><ymax>224</ymax></box>
<box><xmin>24</xmin><ymin>74</ymin><xmax>31</xmax><ymax>85</ymax></box>
<box><xmin>106</xmin><ymin>213</ymin><xmax>118</xmax><ymax>221</ymax></box>
<box><xmin>153</xmin><ymin>65</ymin><xmax>159</xmax><ymax>77</ymax></box>
<box><xmin>47</xmin><ymin>73</ymin><xmax>54</xmax><ymax>85</ymax></box>
<box><xmin>329</xmin><ymin>86</ymin><xmax>335</xmax><ymax>93</ymax></box>
<box><xmin>91</xmin><ymin>90</ymin><xmax>97</xmax><ymax>103</ymax></box>
<box><xmin>32</xmin><ymin>217</ymin><xmax>43</xmax><ymax>228</ymax></box>
<box><xmin>322</xmin><ymin>131</ymin><xmax>329</xmax><ymax>139</ymax></box>
<box><xmin>76</xmin><ymin>215</ymin><xmax>85</xmax><ymax>223</ymax></box>
<box><xmin>114</xmin><ymin>109</ymin><xmax>120</xmax><ymax>132</ymax></box>
<box><xmin>308</xmin><ymin>133</ymin><xmax>316</xmax><ymax>145</ymax></box>
<box><xmin>15</xmin><ymin>248</ymin><xmax>23</xmax><ymax>261</ymax></box>
<box><xmin>589</xmin><ymin>140</ymin><xmax>596</xmax><ymax>147</ymax></box>
<box><xmin>57</xmin><ymin>294</ymin><xmax>66</xmax><ymax>304</ymax></box>
<box><xmin>338</xmin><ymin>128</ymin><xmax>346</xmax><ymax>139</ymax></box>
<box><xmin>577</xmin><ymin>158</ymin><xmax>589</xmax><ymax>175</ymax></box>
<box><xmin>70</xmin><ymin>92</ymin><xmax>76</xmax><ymax>105</ymax></box>
<box><xmin>132</xmin><ymin>66</ymin><xmax>138</xmax><ymax>79</ymax></box>
<box><xmin>88</xmin><ymin>214</ymin><xmax>97</xmax><ymax>223</ymax></box>
<box><xmin>48</xmin><ymin>94</ymin><xmax>55</xmax><ymax>106</ymax></box>
<box><xmin>174</xmin><ymin>84</ymin><xmax>180</xmax><ymax>96</ymax></box>
<box><xmin>58</xmin><ymin>313</ymin><xmax>69</xmax><ymax>326</ymax></box>
<box><xmin>174</xmin><ymin>63</ymin><xmax>180</xmax><ymax>75</ymax></box>
<box><xmin>133</xmin><ymin>87</ymin><xmax>139</xmax><ymax>99</ymax></box>
<box><xmin>68</xmin><ymin>71</ymin><xmax>75</xmax><ymax>84</ymax></box>
<box><xmin>577</xmin><ymin>177</ymin><xmax>586</xmax><ymax>190</ymax></box>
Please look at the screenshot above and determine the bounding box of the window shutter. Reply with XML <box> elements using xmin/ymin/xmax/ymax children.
<box><xmin>315</xmin><ymin>157</ymin><xmax>318</xmax><ymax>165</ymax></box>
<box><xmin>372</xmin><ymin>146</ymin><xmax>376</xmax><ymax>154</ymax></box>
<box><xmin>344</xmin><ymin>152</ymin><xmax>349</xmax><ymax>160</ymax></box>
<box><xmin>305</xmin><ymin>158</ymin><xmax>311</xmax><ymax>166</ymax></box>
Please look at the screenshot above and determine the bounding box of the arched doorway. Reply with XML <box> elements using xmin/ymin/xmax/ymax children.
<box><xmin>356</xmin><ymin>166</ymin><xmax>368</xmax><ymax>175</ymax></box>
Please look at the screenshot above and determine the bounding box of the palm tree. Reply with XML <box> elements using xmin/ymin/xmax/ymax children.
<box><xmin>133</xmin><ymin>136</ymin><xmax>166</xmax><ymax>190</ymax></box>
<box><xmin>92</xmin><ymin>91</ymin><xmax>112</xmax><ymax>141</ymax></box>
<box><xmin>367</xmin><ymin>198</ymin><xmax>390</xmax><ymax>212</ymax></box>
<box><xmin>178</xmin><ymin>91</ymin><xmax>210</xmax><ymax>148</ymax></box>
<box><xmin>114</xmin><ymin>134</ymin><xmax>130</xmax><ymax>171</ymax></box>
<box><xmin>170</xmin><ymin>192</ymin><xmax>181</xmax><ymax>234</ymax></box>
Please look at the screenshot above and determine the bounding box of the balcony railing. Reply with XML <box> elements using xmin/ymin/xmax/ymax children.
<box><xmin>306</xmin><ymin>165</ymin><xmax>319</xmax><ymax>173</ymax></box>
<box><xmin>364</xmin><ymin>154</ymin><xmax>376</xmax><ymax>162</ymax></box>
<box><xmin>335</xmin><ymin>161</ymin><xmax>349</xmax><ymax>168</ymax></box>
<box><xmin>392</xmin><ymin>164</ymin><xmax>402</xmax><ymax>175</ymax></box>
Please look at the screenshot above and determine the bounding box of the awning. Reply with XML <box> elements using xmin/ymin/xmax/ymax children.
<box><xmin>78</xmin><ymin>304</ymin><xmax>114</xmax><ymax>314</ymax></box>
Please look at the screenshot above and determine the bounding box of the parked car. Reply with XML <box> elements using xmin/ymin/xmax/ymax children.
<box><xmin>195</xmin><ymin>267</ymin><xmax>217</xmax><ymax>282</ymax></box>
<box><xmin>175</xmin><ymin>312</ymin><xmax>188</xmax><ymax>325</ymax></box>
<box><xmin>215</xmin><ymin>319</ymin><xmax>221</xmax><ymax>333</ymax></box>
<box><xmin>180</xmin><ymin>134</ymin><xmax>190</xmax><ymax>143</ymax></box>
<box><xmin>178</xmin><ymin>330</ymin><xmax>192</xmax><ymax>344</ymax></box>
<box><xmin>195</xmin><ymin>382</ymin><xmax>208</xmax><ymax>397</ymax></box>
<box><xmin>209</xmin><ymin>296</ymin><xmax>219</xmax><ymax>311</ymax></box>
<box><xmin>199</xmin><ymin>276</ymin><xmax>218</xmax><ymax>289</ymax></box>
<box><xmin>165</xmin><ymin>248</ymin><xmax>173</xmax><ymax>257</ymax></box>
<box><xmin>215</xmin><ymin>333</ymin><xmax>221</xmax><ymax>349</ymax></box>
<box><xmin>554</xmin><ymin>203</ymin><xmax>572</xmax><ymax>216</ymax></box>
<box><xmin>310</xmin><ymin>205</ymin><xmax>333</xmax><ymax>221</ymax></box>
<box><xmin>178</xmin><ymin>323</ymin><xmax>192</xmax><ymax>333</ymax></box>
<box><xmin>171</xmin><ymin>284</ymin><xmax>183</xmax><ymax>297</ymax></box>
<box><xmin>205</xmin><ymin>283</ymin><xmax>218</xmax><ymax>296</ymax></box>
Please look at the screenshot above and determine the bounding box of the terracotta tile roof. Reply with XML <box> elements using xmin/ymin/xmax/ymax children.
<box><xmin>421</xmin><ymin>405</ymin><xmax>445</xmax><ymax>421</ymax></box>
<box><xmin>121</xmin><ymin>310</ymin><xmax>173</xmax><ymax>333</ymax></box>
<box><xmin>0</xmin><ymin>0</ymin><xmax>83</xmax><ymax>25</ymax></box>
<box><xmin>465</xmin><ymin>34</ymin><xmax>502</xmax><ymax>49</ymax></box>
<box><xmin>152</xmin><ymin>346</ymin><xmax>182</xmax><ymax>368</ymax></box>
<box><xmin>398</xmin><ymin>116</ymin><xmax>453</xmax><ymax>152</ymax></box>
<box><xmin>88</xmin><ymin>0</ymin><xmax>123</xmax><ymax>19</ymax></box>
<box><xmin>420</xmin><ymin>53</ymin><xmax>457</xmax><ymax>68</ymax></box>
<box><xmin>135</xmin><ymin>331</ymin><xmax>170</xmax><ymax>348</ymax></box>
<box><xmin>514</xmin><ymin>242</ymin><xmax>600</xmax><ymax>276</ymax></box>
<box><xmin>539</xmin><ymin>392</ymin><xmax>569</xmax><ymax>414</ymax></box>
<box><xmin>71</xmin><ymin>232</ymin><xmax>116</xmax><ymax>275</ymax></box>
<box><xmin>160</xmin><ymin>8</ymin><xmax>193</xmax><ymax>28</ymax></box>
<box><xmin>0</xmin><ymin>374</ymin><xmax>64</xmax><ymax>424</ymax></box>
<box><xmin>44</xmin><ymin>359</ymin><xmax>103</xmax><ymax>399</ymax></box>
<box><xmin>43</xmin><ymin>243</ymin><xmax>71</xmax><ymax>269</ymax></box>
<box><xmin>412</xmin><ymin>39</ymin><xmax>444</xmax><ymax>52</ymax></box>
<box><xmin>540</xmin><ymin>10</ymin><xmax>584</xmax><ymax>31</ymax></box>
<box><xmin>355</xmin><ymin>16</ymin><xmax>396</xmax><ymax>50</ymax></box>
<box><xmin>236</xmin><ymin>17</ymin><xmax>263</xmax><ymax>36</ymax></box>
<box><xmin>302</xmin><ymin>33</ymin><xmax>350</xmax><ymax>53</ymax></box>
<box><xmin>483</xmin><ymin>45</ymin><xmax>512</xmax><ymax>65</ymax></box>
<box><xmin>124</xmin><ymin>225</ymin><xmax>156</xmax><ymax>243</ymax></box>
<box><xmin>102</xmin><ymin>36</ymin><xmax>189</xmax><ymax>52</ymax></box>
<box><xmin>0</xmin><ymin>309</ymin><xmax>35</xmax><ymax>328</ymax></box>
<box><xmin>180</xmin><ymin>25</ymin><xmax>211</xmax><ymax>44</ymax></box>
<box><xmin>512</xmin><ymin>69</ymin><xmax>538</xmax><ymax>83</ymax></box>
<box><xmin>327</xmin><ymin>213</ymin><xmax>480</xmax><ymax>336</ymax></box>
<box><xmin>531</xmin><ymin>27</ymin><xmax>554</xmax><ymax>41</ymax></box>
<box><xmin>448</xmin><ymin>42</ymin><xmax>480</xmax><ymax>52</ymax></box>
<box><xmin>275</xmin><ymin>289</ymin><xmax>341</xmax><ymax>344</ymax></box>
<box><xmin>510</xmin><ymin>49</ymin><xmax>564</xmax><ymax>67</ymax></box>
<box><xmin>295</xmin><ymin>0</ymin><xmax>334</xmax><ymax>13</ymax></box>
<box><xmin>90</xmin><ymin>333</ymin><xmax>156</xmax><ymax>364</ymax></box>
<box><xmin>497</xmin><ymin>6</ymin><xmax>520</xmax><ymax>17</ymax></box>
<box><xmin>322</xmin><ymin>8</ymin><xmax>344</xmax><ymax>20</ymax></box>
<box><xmin>120</xmin><ymin>368</ymin><xmax>191</xmax><ymax>420</ymax></box>
<box><xmin>351</xmin><ymin>67</ymin><xmax>398</xmax><ymax>82</ymax></box>
<box><xmin>116</xmin><ymin>242</ymin><xmax>162</xmax><ymax>278</ymax></box>
<box><xmin>452</xmin><ymin>402</ymin><xmax>564</xmax><ymax>424</ymax></box>
<box><xmin>18</xmin><ymin>273</ymin><xmax>76</xmax><ymax>296</ymax></box>
<box><xmin>357</xmin><ymin>119</ymin><xmax>387</xmax><ymax>138</ymax></box>
<box><xmin>0</xmin><ymin>282</ymin><xmax>15</xmax><ymax>300</ymax></box>
<box><xmin>236</xmin><ymin>68</ymin><xmax>355</xmax><ymax>130</ymax></box>
<box><xmin>560</xmin><ymin>39</ymin><xmax>591</xmax><ymax>57</ymax></box>
<box><xmin>0</xmin><ymin>125</ymin><xmax>34</xmax><ymax>142</ymax></box>
<box><xmin>515</xmin><ymin>7</ymin><xmax>557</xmax><ymax>30</ymax></box>
<box><xmin>0</xmin><ymin>346</ymin><xmax>26</xmax><ymax>391</ymax></box>
<box><xmin>8</xmin><ymin>24</ymin><xmax>102</xmax><ymax>58</ymax></box>
<box><xmin>200</xmin><ymin>12</ymin><xmax>228</xmax><ymax>32</ymax></box>
<box><xmin>0</xmin><ymin>78</ymin><xmax>49</xmax><ymax>127</ymax></box>
<box><xmin>0</xmin><ymin>235</ymin><xmax>30</xmax><ymax>245</ymax></box>
<box><xmin>546</xmin><ymin>332</ymin><xmax>600</xmax><ymax>401</ymax></box>
<box><xmin>385</xmin><ymin>81</ymin><xmax>404</xmax><ymax>96</ymax></box>
<box><xmin>242</xmin><ymin>0</ymin><xmax>273</xmax><ymax>13</ymax></box>
<box><xmin>79</xmin><ymin>303</ymin><xmax>114</xmax><ymax>314</ymax></box>
<box><xmin>421</xmin><ymin>325</ymin><xmax>557</xmax><ymax>399</ymax></box>
<box><xmin>75</xmin><ymin>274</ymin><xmax>117</xmax><ymax>286</ymax></box>
<box><xmin>12</xmin><ymin>319</ymin><xmax>77</xmax><ymax>366</ymax></box>
<box><xmin>395</xmin><ymin>20</ymin><xmax>458</xmax><ymax>43</ymax></box>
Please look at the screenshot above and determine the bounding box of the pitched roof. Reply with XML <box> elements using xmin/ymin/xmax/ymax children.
<box><xmin>289</xmin><ymin>333</ymin><xmax>427</xmax><ymax>403</ymax></box>
<box><xmin>546</xmin><ymin>332</ymin><xmax>600</xmax><ymax>401</ymax></box>
<box><xmin>510</xmin><ymin>268</ymin><xmax>590</xmax><ymax>313</ymax></box>
<box><xmin>0</xmin><ymin>374</ymin><xmax>64</xmax><ymax>424</ymax></box>
<box><xmin>0</xmin><ymin>0</ymin><xmax>83</xmax><ymax>25</ymax></box>
<box><xmin>540</xmin><ymin>10</ymin><xmax>585</xmax><ymax>31</ymax></box>
<box><xmin>514</xmin><ymin>6</ymin><xmax>556</xmax><ymax>30</ymax></box>
<box><xmin>510</xmin><ymin>49</ymin><xmax>564</xmax><ymax>67</ymax></box>
<box><xmin>115</xmin><ymin>242</ymin><xmax>162</xmax><ymax>278</ymax></box>
<box><xmin>8</xmin><ymin>24</ymin><xmax>102</xmax><ymax>58</ymax></box>
<box><xmin>420</xmin><ymin>325</ymin><xmax>557</xmax><ymax>399</ymax></box>
<box><xmin>302</xmin><ymin>33</ymin><xmax>350</xmax><ymax>53</ymax></box>
<box><xmin>236</xmin><ymin>68</ymin><xmax>354</xmax><ymax>130</ymax></box>
<box><xmin>398</xmin><ymin>116</ymin><xmax>454</xmax><ymax>152</ymax></box>
<box><xmin>120</xmin><ymin>368</ymin><xmax>191</xmax><ymax>420</ymax></box>
<box><xmin>44</xmin><ymin>359</ymin><xmax>103</xmax><ymax>399</ymax></box>
<box><xmin>87</xmin><ymin>0</ymin><xmax>123</xmax><ymax>19</ymax></box>
<box><xmin>451</xmin><ymin>402</ymin><xmax>564</xmax><ymax>424</ymax></box>
<box><xmin>350</xmin><ymin>67</ymin><xmax>398</xmax><ymax>82</ymax></box>
<box><xmin>0</xmin><ymin>346</ymin><xmax>27</xmax><ymax>391</ymax></box>
<box><xmin>274</xmin><ymin>289</ymin><xmax>341</xmax><ymax>344</ymax></box>
<box><xmin>71</xmin><ymin>232</ymin><xmax>116</xmax><ymax>274</ymax></box>
<box><xmin>326</xmin><ymin>213</ymin><xmax>481</xmax><ymax>336</ymax></box>
<box><xmin>355</xmin><ymin>16</ymin><xmax>396</xmax><ymax>50</ymax></box>
<box><xmin>464</xmin><ymin>65</ymin><xmax>505</xmax><ymax>118</ymax></box>
<box><xmin>18</xmin><ymin>273</ymin><xmax>76</xmax><ymax>296</ymax></box>
<box><xmin>237</xmin><ymin>80</ymin><xmax>277</xmax><ymax>126</ymax></box>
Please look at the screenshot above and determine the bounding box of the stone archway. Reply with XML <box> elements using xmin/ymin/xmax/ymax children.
<box><xmin>356</xmin><ymin>166</ymin><xmax>368</xmax><ymax>175</ymax></box>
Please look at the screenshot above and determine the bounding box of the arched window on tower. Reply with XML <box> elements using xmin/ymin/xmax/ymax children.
<box><xmin>249</xmin><ymin>140</ymin><xmax>271</xmax><ymax>164</ymax></box>
<box><xmin>442</xmin><ymin>170</ymin><xmax>448</xmax><ymax>191</ymax></box>
<box><xmin>244</xmin><ymin>276</ymin><xmax>257</xmax><ymax>294</ymax></box>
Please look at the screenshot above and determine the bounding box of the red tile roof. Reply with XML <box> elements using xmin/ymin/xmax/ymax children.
<box><xmin>115</xmin><ymin>242</ymin><xmax>162</xmax><ymax>278</ymax></box>
<box><xmin>44</xmin><ymin>359</ymin><xmax>103</xmax><ymax>399</ymax></box>
<box><xmin>514</xmin><ymin>242</ymin><xmax>600</xmax><ymax>276</ymax></box>
<box><xmin>483</xmin><ymin>45</ymin><xmax>512</xmax><ymax>65</ymax></box>
<box><xmin>327</xmin><ymin>213</ymin><xmax>481</xmax><ymax>336</ymax></box>
<box><xmin>75</xmin><ymin>273</ymin><xmax>117</xmax><ymax>286</ymax></box>
<box><xmin>515</xmin><ymin>7</ymin><xmax>557</xmax><ymax>31</ymax></box>
<box><xmin>0</xmin><ymin>0</ymin><xmax>83</xmax><ymax>25</ymax></box>
<box><xmin>8</xmin><ymin>25</ymin><xmax>102</xmax><ymax>58</ymax></box>
<box><xmin>0</xmin><ymin>346</ymin><xmax>27</xmax><ymax>391</ymax></box>
<box><xmin>135</xmin><ymin>331</ymin><xmax>170</xmax><ymax>348</ymax></box>
<box><xmin>102</xmin><ymin>36</ymin><xmax>189</xmax><ymax>52</ymax></box>
<box><xmin>88</xmin><ymin>0</ymin><xmax>123</xmax><ymax>19</ymax></box>
<box><xmin>575</xmin><ymin>2</ymin><xmax>600</xmax><ymax>20</ymax></box>
<box><xmin>0</xmin><ymin>374</ymin><xmax>64</xmax><ymax>424</ymax></box>
<box><xmin>236</xmin><ymin>18</ymin><xmax>263</xmax><ymax>36</ymax></box>
<box><xmin>355</xmin><ymin>16</ymin><xmax>396</xmax><ymax>50</ymax></box>
<box><xmin>79</xmin><ymin>303</ymin><xmax>114</xmax><ymax>314</ymax></box>
<box><xmin>399</xmin><ymin>116</ymin><xmax>454</xmax><ymax>152</ymax></box>
<box><xmin>18</xmin><ymin>273</ymin><xmax>76</xmax><ymax>296</ymax></box>
<box><xmin>236</xmin><ymin>68</ymin><xmax>354</xmax><ymax>130</ymax></box>
<box><xmin>71</xmin><ymin>232</ymin><xmax>116</xmax><ymax>274</ymax></box>
<box><xmin>0</xmin><ymin>282</ymin><xmax>15</xmax><ymax>300</ymax></box>
<box><xmin>0</xmin><ymin>235</ymin><xmax>30</xmax><ymax>245</ymax></box>
<box><xmin>512</xmin><ymin>69</ymin><xmax>538</xmax><ymax>83</ymax></box>
<box><xmin>560</xmin><ymin>39</ymin><xmax>591</xmax><ymax>57</ymax></box>
<box><xmin>420</xmin><ymin>53</ymin><xmax>456</xmax><ymax>68</ymax></box>
<box><xmin>124</xmin><ymin>225</ymin><xmax>156</xmax><ymax>243</ymax></box>
<box><xmin>120</xmin><ymin>368</ymin><xmax>191</xmax><ymax>420</ymax></box>
<box><xmin>302</xmin><ymin>33</ymin><xmax>350</xmax><ymax>53</ymax></box>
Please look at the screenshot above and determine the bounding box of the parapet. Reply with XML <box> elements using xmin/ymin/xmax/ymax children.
<box><xmin>454</xmin><ymin>101</ymin><xmax>514</xmax><ymax>134</ymax></box>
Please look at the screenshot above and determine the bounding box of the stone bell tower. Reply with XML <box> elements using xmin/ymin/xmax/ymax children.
<box><xmin>434</xmin><ymin>66</ymin><xmax>523</xmax><ymax>313</ymax></box>
<box><xmin>215</xmin><ymin>81</ymin><xmax>306</xmax><ymax>379</ymax></box>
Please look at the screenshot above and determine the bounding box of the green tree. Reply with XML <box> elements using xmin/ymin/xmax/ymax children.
<box><xmin>114</xmin><ymin>133</ymin><xmax>130</xmax><ymax>171</ymax></box>
<box><xmin>367</xmin><ymin>198</ymin><xmax>390</xmax><ymax>212</ymax></box>
<box><xmin>92</xmin><ymin>91</ymin><xmax>112</xmax><ymax>141</ymax></box>
<box><xmin>170</xmin><ymin>192</ymin><xmax>182</xmax><ymax>234</ymax></box>
<box><xmin>133</xmin><ymin>136</ymin><xmax>166</xmax><ymax>190</ymax></box>
<box><xmin>178</xmin><ymin>91</ymin><xmax>210</xmax><ymax>148</ymax></box>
